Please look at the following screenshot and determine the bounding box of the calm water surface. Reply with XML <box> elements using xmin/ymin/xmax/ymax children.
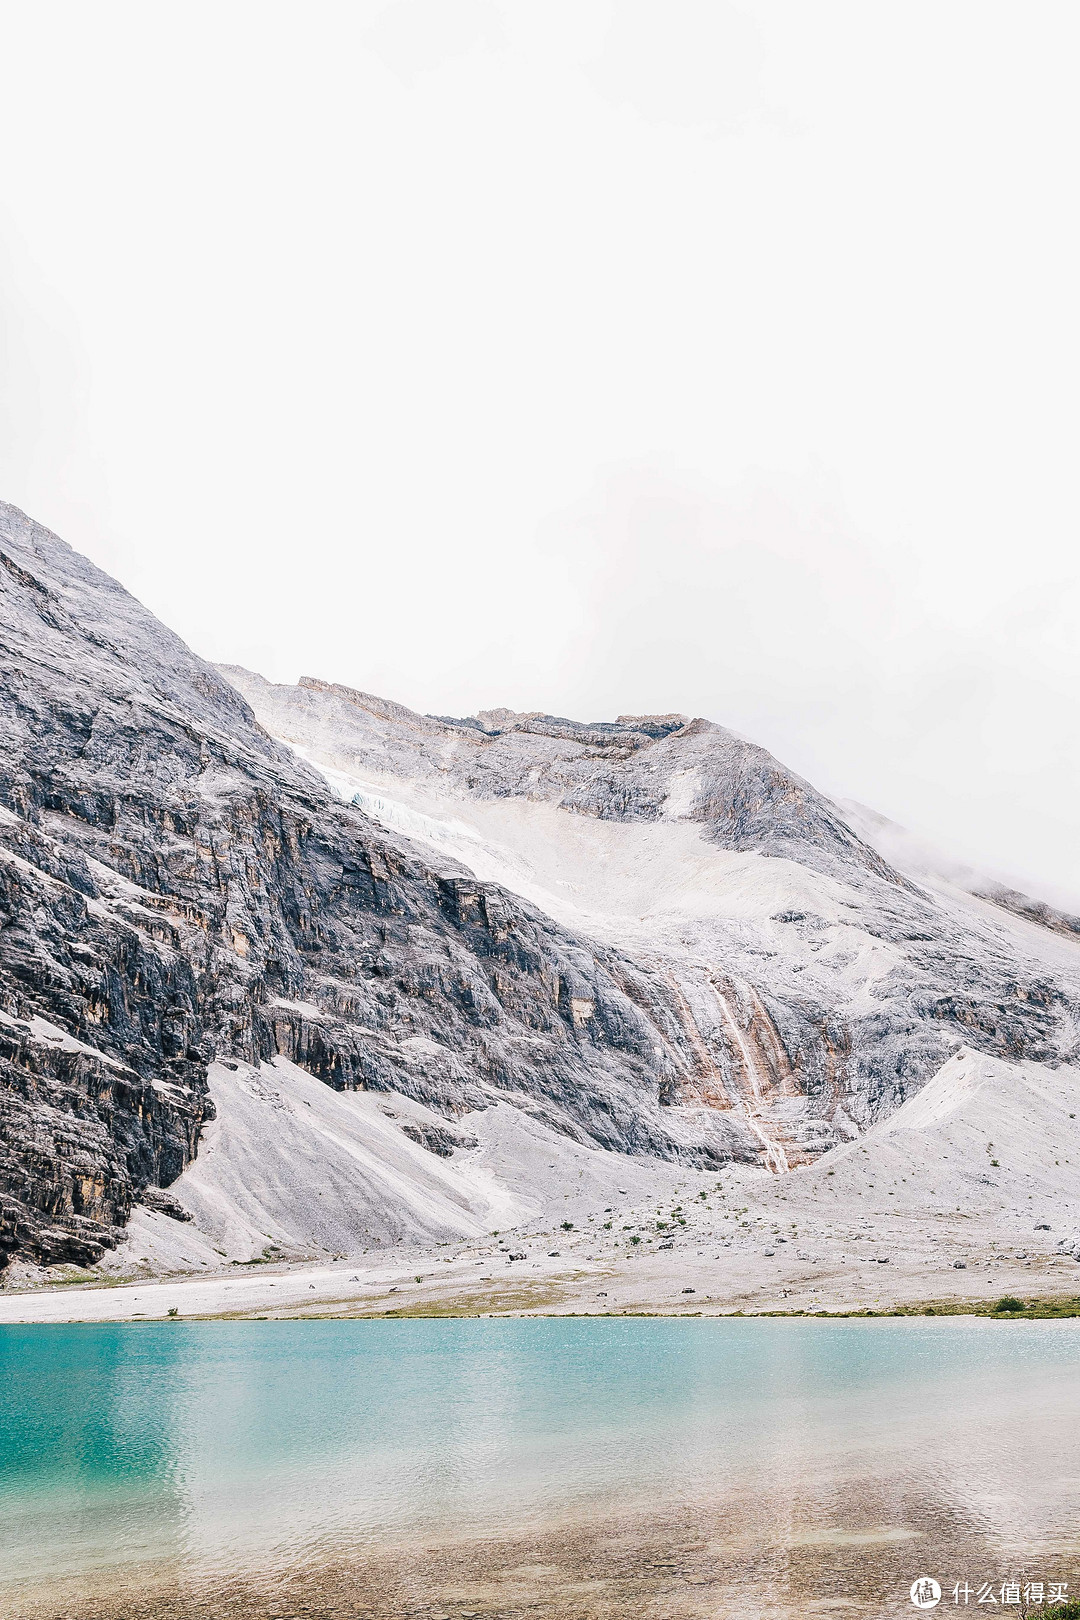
<box><xmin>1</xmin><ymin>1318</ymin><xmax>1078</xmax><ymax>1617</ymax></box>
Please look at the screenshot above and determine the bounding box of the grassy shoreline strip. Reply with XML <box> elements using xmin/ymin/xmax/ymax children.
<box><xmin>6</xmin><ymin>1291</ymin><xmax>1080</xmax><ymax>1324</ymax></box>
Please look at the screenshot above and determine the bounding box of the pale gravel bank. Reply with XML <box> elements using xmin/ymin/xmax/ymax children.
<box><xmin>1</xmin><ymin>1214</ymin><xmax>1077</xmax><ymax>1325</ymax></box>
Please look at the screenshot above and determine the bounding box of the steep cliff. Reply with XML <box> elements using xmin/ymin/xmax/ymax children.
<box><xmin>0</xmin><ymin>502</ymin><xmax>748</xmax><ymax>1268</ymax></box>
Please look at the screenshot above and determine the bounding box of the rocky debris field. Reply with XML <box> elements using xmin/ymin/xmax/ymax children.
<box><xmin>4</xmin><ymin>1039</ymin><xmax>1078</xmax><ymax>1324</ymax></box>
<box><xmin>3</xmin><ymin>1165</ymin><xmax>1078</xmax><ymax>1325</ymax></box>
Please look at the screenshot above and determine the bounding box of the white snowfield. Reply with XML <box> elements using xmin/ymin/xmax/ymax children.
<box><xmin>309</xmin><ymin>750</ymin><xmax>858</xmax><ymax>940</ymax></box>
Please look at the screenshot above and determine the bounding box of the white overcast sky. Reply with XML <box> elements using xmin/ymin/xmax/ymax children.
<box><xmin>0</xmin><ymin>1</ymin><xmax>1077</xmax><ymax>905</ymax></box>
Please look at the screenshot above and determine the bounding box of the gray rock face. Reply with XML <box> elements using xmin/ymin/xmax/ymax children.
<box><xmin>399</xmin><ymin>1119</ymin><xmax>478</xmax><ymax>1157</ymax></box>
<box><xmin>0</xmin><ymin>502</ymin><xmax>755</xmax><ymax>1267</ymax></box>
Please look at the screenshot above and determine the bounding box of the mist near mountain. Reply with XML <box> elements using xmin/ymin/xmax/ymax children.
<box><xmin>1</xmin><ymin>5</ymin><xmax>1078</xmax><ymax>909</ymax></box>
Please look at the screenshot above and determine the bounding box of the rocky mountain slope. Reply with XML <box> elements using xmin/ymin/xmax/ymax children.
<box><xmin>1</xmin><ymin>496</ymin><xmax>1078</xmax><ymax>1275</ymax></box>
<box><xmin>0</xmin><ymin>502</ymin><xmax>754</xmax><ymax>1269</ymax></box>
<box><xmin>219</xmin><ymin>670</ymin><xmax>1080</xmax><ymax>1183</ymax></box>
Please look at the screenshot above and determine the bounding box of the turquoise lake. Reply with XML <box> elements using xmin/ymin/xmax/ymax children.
<box><xmin>1</xmin><ymin>1318</ymin><xmax>1078</xmax><ymax>1617</ymax></box>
